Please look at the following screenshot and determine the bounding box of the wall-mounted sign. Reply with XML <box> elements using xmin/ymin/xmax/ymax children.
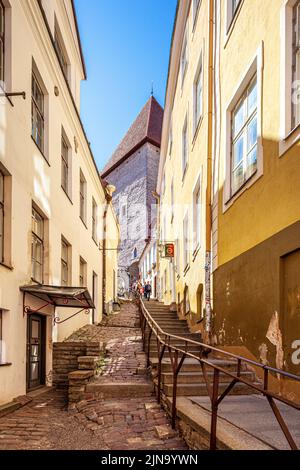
<box><xmin>164</xmin><ymin>243</ymin><xmax>175</xmax><ymax>258</ymax></box>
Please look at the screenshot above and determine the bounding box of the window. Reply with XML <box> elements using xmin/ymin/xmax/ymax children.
<box><xmin>0</xmin><ymin>170</ymin><xmax>4</xmax><ymax>263</ymax></box>
<box><xmin>169</xmin><ymin>119</ymin><xmax>173</xmax><ymax>156</ymax></box>
<box><xmin>170</xmin><ymin>179</ymin><xmax>174</xmax><ymax>223</ymax></box>
<box><xmin>61</xmin><ymin>238</ymin><xmax>70</xmax><ymax>286</ymax></box>
<box><xmin>181</xmin><ymin>31</ymin><xmax>188</xmax><ymax>85</ymax></box>
<box><xmin>175</xmin><ymin>238</ymin><xmax>181</xmax><ymax>276</ymax></box>
<box><xmin>193</xmin><ymin>179</ymin><xmax>201</xmax><ymax>251</ymax></box>
<box><xmin>54</xmin><ymin>21</ymin><xmax>69</xmax><ymax>82</ymax></box>
<box><xmin>32</xmin><ymin>73</ymin><xmax>44</xmax><ymax>153</ymax></box>
<box><xmin>92</xmin><ymin>198</ymin><xmax>97</xmax><ymax>242</ymax></box>
<box><xmin>182</xmin><ymin>116</ymin><xmax>188</xmax><ymax>177</ymax></box>
<box><xmin>193</xmin><ymin>0</ymin><xmax>201</xmax><ymax>26</ymax></box>
<box><xmin>232</xmin><ymin>0</ymin><xmax>241</xmax><ymax>17</ymax></box>
<box><xmin>292</xmin><ymin>1</ymin><xmax>300</xmax><ymax>128</ymax></box>
<box><xmin>194</xmin><ymin>59</ymin><xmax>203</xmax><ymax>133</ymax></box>
<box><xmin>61</xmin><ymin>134</ymin><xmax>70</xmax><ymax>195</ymax></box>
<box><xmin>164</xmin><ymin>269</ymin><xmax>167</xmax><ymax>294</ymax></box>
<box><xmin>0</xmin><ymin>0</ymin><xmax>5</xmax><ymax>85</ymax></box>
<box><xmin>231</xmin><ymin>75</ymin><xmax>257</xmax><ymax>195</ymax></box>
<box><xmin>79</xmin><ymin>171</ymin><xmax>87</xmax><ymax>223</ymax></box>
<box><xmin>183</xmin><ymin>212</ymin><xmax>189</xmax><ymax>269</ymax></box>
<box><xmin>31</xmin><ymin>207</ymin><xmax>44</xmax><ymax>283</ymax></box>
<box><xmin>79</xmin><ymin>257</ymin><xmax>87</xmax><ymax>287</ymax></box>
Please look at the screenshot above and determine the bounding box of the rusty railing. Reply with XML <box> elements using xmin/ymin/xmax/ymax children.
<box><xmin>139</xmin><ymin>298</ymin><xmax>300</xmax><ymax>450</ymax></box>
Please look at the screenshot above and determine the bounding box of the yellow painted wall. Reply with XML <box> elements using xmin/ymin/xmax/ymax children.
<box><xmin>158</xmin><ymin>0</ymin><xmax>209</xmax><ymax>324</ymax></box>
<box><xmin>216</xmin><ymin>0</ymin><xmax>300</xmax><ymax>267</ymax></box>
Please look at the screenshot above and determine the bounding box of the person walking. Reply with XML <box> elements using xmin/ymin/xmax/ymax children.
<box><xmin>145</xmin><ymin>281</ymin><xmax>152</xmax><ymax>301</ymax></box>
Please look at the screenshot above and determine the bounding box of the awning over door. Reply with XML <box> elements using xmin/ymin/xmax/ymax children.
<box><xmin>20</xmin><ymin>284</ymin><xmax>95</xmax><ymax>311</ymax></box>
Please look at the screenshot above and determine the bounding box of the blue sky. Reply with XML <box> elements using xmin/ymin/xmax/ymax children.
<box><xmin>74</xmin><ymin>0</ymin><xmax>177</xmax><ymax>171</ymax></box>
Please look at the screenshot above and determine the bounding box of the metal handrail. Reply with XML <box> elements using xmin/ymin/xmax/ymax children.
<box><xmin>139</xmin><ymin>297</ymin><xmax>300</xmax><ymax>450</ymax></box>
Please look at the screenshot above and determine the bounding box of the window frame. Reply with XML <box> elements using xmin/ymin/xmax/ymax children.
<box><xmin>54</xmin><ymin>19</ymin><xmax>69</xmax><ymax>83</ymax></box>
<box><xmin>31</xmin><ymin>72</ymin><xmax>45</xmax><ymax>155</ymax></box>
<box><xmin>61</xmin><ymin>238</ymin><xmax>70</xmax><ymax>287</ymax></box>
<box><xmin>182</xmin><ymin>114</ymin><xmax>189</xmax><ymax>178</ymax></box>
<box><xmin>193</xmin><ymin>173</ymin><xmax>202</xmax><ymax>254</ymax></box>
<box><xmin>92</xmin><ymin>198</ymin><xmax>98</xmax><ymax>243</ymax></box>
<box><xmin>79</xmin><ymin>170</ymin><xmax>87</xmax><ymax>225</ymax></box>
<box><xmin>181</xmin><ymin>28</ymin><xmax>188</xmax><ymax>87</ymax></box>
<box><xmin>183</xmin><ymin>211</ymin><xmax>190</xmax><ymax>271</ymax></box>
<box><xmin>224</xmin><ymin>45</ymin><xmax>263</xmax><ymax>210</ymax></box>
<box><xmin>230</xmin><ymin>74</ymin><xmax>258</xmax><ymax>197</ymax></box>
<box><xmin>193</xmin><ymin>52</ymin><xmax>203</xmax><ymax>136</ymax></box>
<box><xmin>79</xmin><ymin>256</ymin><xmax>87</xmax><ymax>287</ymax></box>
<box><xmin>61</xmin><ymin>133</ymin><xmax>70</xmax><ymax>196</ymax></box>
<box><xmin>31</xmin><ymin>206</ymin><xmax>44</xmax><ymax>284</ymax></box>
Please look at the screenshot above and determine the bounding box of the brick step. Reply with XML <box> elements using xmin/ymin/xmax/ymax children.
<box><xmin>162</xmin><ymin>381</ymin><xmax>260</xmax><ymax>397</ymax></box>
<box><xmin>161</xmin><ymin>370</ymin><xmax>256</xmax><ymax>385</ymax></box>
<box><xmin>151</xmin><ymin>357</ymin><xmax>247</xmax><ymax>373</ymax></box>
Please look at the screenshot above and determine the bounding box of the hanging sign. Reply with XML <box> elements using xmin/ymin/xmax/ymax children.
<box><xmin>164</xmin><ymin>243</ymin><xmax>175</xmax><ymax>258</ymax></box>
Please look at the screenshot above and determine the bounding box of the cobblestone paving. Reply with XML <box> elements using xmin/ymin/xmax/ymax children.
<box><xmin>0</xmin><ymin>301</ymin><xmax>187</xmax><ymax>450</ymax></box>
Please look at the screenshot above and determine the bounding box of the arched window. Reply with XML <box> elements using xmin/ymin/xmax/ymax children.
<box><xmin>183</xmin><ymin>285</ymin><xmax>190</xmax><ymax>316</ymax></box>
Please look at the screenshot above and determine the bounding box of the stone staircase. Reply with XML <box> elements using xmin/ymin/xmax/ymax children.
<box><xmin>144</xmin><ymin>300</ymin><xmax>261</xmax><ymax>398</ymax></box>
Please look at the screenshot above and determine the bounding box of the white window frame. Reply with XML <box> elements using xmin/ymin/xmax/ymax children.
<box><xmin>79</xmin><ymin>170</ymin><xmax>87</xmax><ymax>224</ymax></box>
<box><xmin>182</xmin><ymin>114</ymin><xmax>189</xmax><ymax>178</ymax></box>
<box><xmin>225</xmin><ymin>0</ymin><xmax>243</xmax><ymax>34</ymax></box>
<box><xmin>193</xmin><ymin>51</ymin><xmax>203</xmax><ymax>136</ymax></box>
<box><xmin>280</xmin><ymin>0</ymin><xmax>300</xmax><ymax>156</ymax></box>
<box><xmin>183</xmin><ymin>211</ymin><xmax>190</xmax><ymax>270</ymax></box>
<box><xmin>224</xmin><ymin>44</ymin><xmax>263</xmax><ymax>210</ymax></box>
<box><xmin>79</xmin><ymin>256</ymin><xmax>87</xmax><ymax>287</ymax></box>
<box><xmin>92</xmin><ymin>198</ymin><xmax>98</xmax><ymax>242</ymax></box>
<box><xmin>181</xmin><ymin>27</ymin><xmax>188</xmax><ymax>87</ymax></box>
<box><xmin>192</xmin><ymin>0</ymin><xmax>201</xmax><ymax>28</ymax></box>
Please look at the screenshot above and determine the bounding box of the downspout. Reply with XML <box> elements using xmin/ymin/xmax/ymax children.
<box><xmin>152</xmin><ymin>191</ymin><xmax>160</xmax><ymax>301</ymax></box>
<box><xmin>204</xmin><ymin>0</ymin><xmax>215</xmax><ymax>343</ymax></box>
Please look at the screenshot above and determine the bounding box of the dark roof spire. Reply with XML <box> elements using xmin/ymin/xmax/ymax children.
<box><xmin>101</xmin><ymin>96</ymin><xmax>163</xmax><ymax>177</ymax></box>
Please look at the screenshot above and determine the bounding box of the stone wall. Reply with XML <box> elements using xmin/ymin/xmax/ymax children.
<box><xmin>105</xmin><ymin>142</ymin><xmax>160</xmax><ymax>291</ymax></box>
<box><xmin>52</xmin><ymin>341</ymin><xmax>103</xmax><ymax>390</ymax></box>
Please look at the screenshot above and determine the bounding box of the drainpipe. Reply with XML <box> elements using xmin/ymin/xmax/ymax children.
<box><xmin>204</xmin><ymin>0</ymin><xmax>215</xmax><ymax>344</ymax></box>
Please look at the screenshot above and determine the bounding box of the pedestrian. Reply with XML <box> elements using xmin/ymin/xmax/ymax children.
<box><xmin>145</xmin><ymin>281</ymin><xmax>152</xmax><ymax>301</ymax></box>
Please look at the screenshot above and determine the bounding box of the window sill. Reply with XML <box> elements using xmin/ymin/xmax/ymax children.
<box><xmin>61</xmin><ymin>187</ymin><xmax>73</xmax><ymax>205</ymax></box>
<box><xmin>183</xmin><ymin>264</ymin><xmax>190</xmax><ymax>276</ymax></box>
<box><xmin>0</xmin><ymin>362</ymin><xmax>12</xmax><ymax>367</ymax></box>
<box><xmin>0</xmin><ymin>262</ymin><xmax>13</xmax><ymax>271</ymax></box>
<box><xmin>31</xmin><ymin>137</ymin><xmax>50</xmax><ymax>167</ymax></box>
<box><xmin>80</xmin><ymin>216</ymin><xmax>88</xmax><ymax>230</ymax></box>
<box><xmin>223</xmin><ymin>169</ymin><xmax>263</xmax><ymax>213</ymax></box>
<box><xmin>279</xmin><ymin>123</ymin><xmax>300</xmax><ymax>157</ymax></box>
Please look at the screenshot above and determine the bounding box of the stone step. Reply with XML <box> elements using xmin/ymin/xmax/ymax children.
<box><xmin>150</xmin><ymin>334</ymin><xmax>202</xmax><ymax>343</ymax></box>
<box><xmin>162</xmin><ymin>382</ymin><xmax>260</xmax><ymax>397</ymax></box>
<box><xmin>151</xmin><ymin>357</ymin><xmax>246</xmax><ymax>373</ymax></box>
<box><xmin>85</xmin><ymin>381</ymin><xmax>154</xmax><ymax>398</ymax></box>
<box><xmin>161</xmin><ymin>371</ymin><xmax>256</xmax><ymax>385</ymax></box>
<box><xmin>149</xmin><ymin>344</ymin><xmax>202</xmax><ymax>353</ymax></box>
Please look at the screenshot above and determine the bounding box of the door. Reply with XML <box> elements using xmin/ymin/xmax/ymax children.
<box><xmin>27</xmin><ymin>314</ymin><xmax>46</xmax><ymax>391</ymax></box>
<box><xmin>281</xmin><ymin>249</ymin><xmax>300</xmax><ymax>375</ymax></box>
<box><xmin>92</xmin><ymin>272</ymin><xmax>98</xmax><ymax>324</ymax></box>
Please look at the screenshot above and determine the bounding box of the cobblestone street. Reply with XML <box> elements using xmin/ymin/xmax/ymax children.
<box><xmin>0</xmin><ymin>301</ymin><xmax>187</xmax><ymax>450</ymax></box>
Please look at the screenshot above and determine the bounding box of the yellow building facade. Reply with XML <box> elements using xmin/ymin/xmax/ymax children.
<box><xmin>158</xmin><ymin>0</ymin><xmax>300</xmax><ymax>393</ymax></box>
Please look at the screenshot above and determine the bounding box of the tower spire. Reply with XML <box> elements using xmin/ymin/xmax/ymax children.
<box><xmin>151</xmin><ymin>81</ymin><xmax>154</xmax><ymax>97</ymax></box>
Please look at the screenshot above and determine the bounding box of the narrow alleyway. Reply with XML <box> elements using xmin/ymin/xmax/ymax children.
<box><xmin>0</xmin><ymin>301</ymin><xmax>187</xmax><ymax>450</ymax></box>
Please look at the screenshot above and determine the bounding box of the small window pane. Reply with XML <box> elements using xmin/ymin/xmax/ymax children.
<box><xmin>248</xmin><ymin>80</ymin><xmax>257</xmax><ymax>117</ymax></box>
<box><xmin>246</xmin><ymin>147</ymin><xmax>257</xmax><ymax>179</ymax></box>
<box><xmin>247</xmin><ymin>116</ymin><xmax>257</xmax><ymax>151</ymax></box>
<box><xmin>233</xmin><ymin>101</ymin><xmax>244</xmax><ymax>138</ymax></box>
<box><xmin>232</xmin><ymin>164</ymin><xmax>244</xmax><ymax>194</ymax></box>
<box><xmin>233</xmin><ymin>134</ymin><xmax>244</xmax><ymax>168</ymax></box>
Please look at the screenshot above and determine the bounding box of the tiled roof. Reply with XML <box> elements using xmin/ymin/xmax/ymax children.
<box><xmin>101</xmin><ymin>96</ymin><xmax>163</xmax><ymax>177</ymax></box>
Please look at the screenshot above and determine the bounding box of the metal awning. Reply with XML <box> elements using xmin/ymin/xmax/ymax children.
<box><xmin>20</xmin><ymin>284</ymin><xmax>95</xmax><ymax>310</ymax></box>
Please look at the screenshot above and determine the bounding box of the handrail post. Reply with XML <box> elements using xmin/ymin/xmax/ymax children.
<box><xmin>146</xmin><ymin>327</ymin><xmax>153</xmax><ymax>368</ymax></box>
<box><xmin>171</xmin><ymin>349</ymin><xmax>179</xmax><ymax>429</ymax></box>
<box><xmin>157</xmin><ymin>342</ymin><xmax>166</xmax><ymax>404</ymax></box>
<box><xmin>210</xmin><ymin>368</ymin><xmax>220</xmax><ymax>450</ymax></box>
